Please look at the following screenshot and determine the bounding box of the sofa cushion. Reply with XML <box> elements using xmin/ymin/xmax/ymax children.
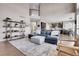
<box><xmin>41</xmin><ymin>30</ymin><xmax>47</xmax><ymax>34</ymax></box>
<box><xmin>46</xmin><ymin>30</ymin><xmax>51</xmax><ymax>35</ymax></box>
<box><xmin>51</xmin><ymin>30</ymin><xmax>60</xmax><ymax>36</ymax></box>
<box><xmin>45</xmin><ymin>36</ymin><xmax>57</xmax><ymax>45</ymax></box>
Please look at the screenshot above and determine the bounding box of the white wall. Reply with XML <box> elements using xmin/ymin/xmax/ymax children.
<box><xmin>77</xmin><ymin>3</ymin><xmax>79</xmax><ymax>35</ymax></box>
<box><xmin>77</xmin><ymin>15</ymin><xmax>79</xmax><ymax>35</ymax></box>
<box><xmin>0</xmin><ymin>3</ymin><xmax>31</xmax><ymax>41</ymax></box>
<box><xmin>40</xmin><ymin>3</ymin><xmax>75</xmax><ymax>23</ymax></box>
<box><xmin>46</xmin><ymin>23</ymin><xmax>51</xmax><ymax>30</ymax></box>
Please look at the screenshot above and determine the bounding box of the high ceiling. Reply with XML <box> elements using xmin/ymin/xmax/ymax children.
<box><xmin>0</xmin><ymin>3</ymin><xmax>76</xmax><ymax>22</ymax></box>
<box><xmin>29</xmin><ymin>3</ymin><xmax>39</xmax><ymax>9</ymax></box>
<box><xmin>33</xmin><ymin>3</ymin><xmax>76</xmax><ymax>23</ymax></box>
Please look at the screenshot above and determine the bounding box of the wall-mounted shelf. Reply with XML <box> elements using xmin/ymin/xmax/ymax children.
<box><xmin>3</xmin><ymin>26</ymin><xmax>25</xmax><ymax>28</ymax></box>
<box><xmin>3</xmin><ymin>17</ymin><xmax>26</xmax><ymax>41</ymax></box>
<box><xmin>3</xmin><ymin>20</ymin><xmax>25</xmax><ymax>24</ymax></box>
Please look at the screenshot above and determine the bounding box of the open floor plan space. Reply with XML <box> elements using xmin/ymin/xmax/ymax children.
<box><xmin>0</xmin><ymin>3</ymin><xmax>79</xmax><ymax>56</ymax></box>
<box><xmin>0</xmin><ymin>35</ymin><xmax>76</xmax><ymax>56</ymax></box>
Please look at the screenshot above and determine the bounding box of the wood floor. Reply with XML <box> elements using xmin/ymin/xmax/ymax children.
<box><xmin>0</xmin><ymin>41</ymin><xmax>24</xmax><ymax>56</ymax></box>
<box><xmin>0</xmin><ymin>35</ymin><xmax>75</xmax><ymax>56</ymax></box>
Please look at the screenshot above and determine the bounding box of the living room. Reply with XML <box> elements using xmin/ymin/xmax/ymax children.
<box><xmin>0</xmin><ymin>3</ymin><xmax>79</xmax><ymax>56</ymax></box>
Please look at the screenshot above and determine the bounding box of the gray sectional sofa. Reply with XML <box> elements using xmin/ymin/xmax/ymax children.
<box><xmin>28</xmin><ymin>30</ymin><xmax>60</xmax><ymax>45</ymax></box>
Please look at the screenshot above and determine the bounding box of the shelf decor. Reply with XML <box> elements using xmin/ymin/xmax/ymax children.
<box><xmin>3</xmin><ymin>17</ymin><xmax>26</xmax><ymax>41</ymax></box>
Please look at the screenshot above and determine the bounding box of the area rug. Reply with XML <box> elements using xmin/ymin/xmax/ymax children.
<box><xmin>9</xmin><ymin>38</ymin><xmax>57</xmax><ymax>56</ymax></box>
